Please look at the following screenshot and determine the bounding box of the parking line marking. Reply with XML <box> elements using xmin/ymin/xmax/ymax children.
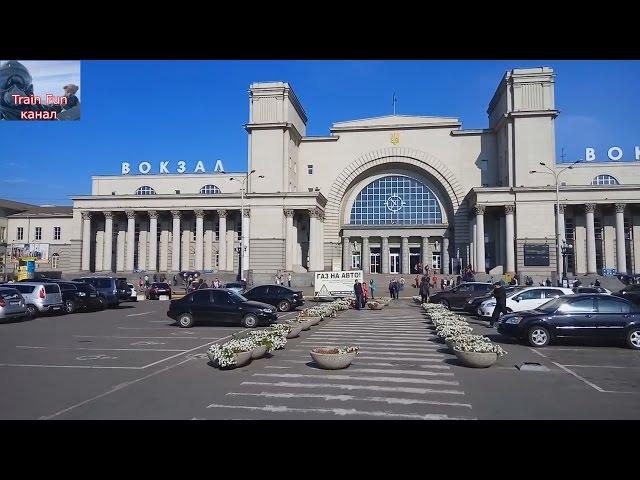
<box><xmin>0</xmin><ymin>363</ymin><xmax>140</xmax><ymax>369</ymax></box>
<box><xmin>253</xmin><ymin>373</ymin><xmax>458</xmax><ymax>385</ymax></box>
<box><xmin>127</xmin><ymin>312</ymin><xmax>155</xmax><ymax>317</ymax></box>
<box><xmin>552</xmin><ymin>362</ymin><xmax>606</xmax><ymax>392</ymax></box>
<box><xmin>241</xmin><ymin>381</ymin><xmax>465</xmax><ymax>395</ymax></box>
<box><xmin>561</xmin><ymin>364</ymin><xmax>640</xmax><ymax>369</ymax></box>
<box><xmin>74</xmin><ymin>335</ymin><xmax>219</xmax><ymax>340</ymax></box>
<box><xmin>16</xmin><ymin>346</ymin><xmax>187</xmax><ymax>352</ymax></box>
<box><xmin>528</xmin><ymin>348</ymin><xmax>548</xmax><ymax>358</ymax></box>
<box><xmin>39</xmin><ymin>357</ymin><xmax>195</xmax><ymax>420</ymax></box>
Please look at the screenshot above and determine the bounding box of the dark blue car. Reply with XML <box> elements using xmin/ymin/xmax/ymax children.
<box><xmin>497</xmin><ymin>294</ymin><xmax>640</xmax><ymax>349</ymax></box>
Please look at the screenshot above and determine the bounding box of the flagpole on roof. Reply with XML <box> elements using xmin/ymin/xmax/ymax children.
<box><xmin>393</xmin><ymin>91</ymin><xmax>396</xmax><ymax>115</ymax></box>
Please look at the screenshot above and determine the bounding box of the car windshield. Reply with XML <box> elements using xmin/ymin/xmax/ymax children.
<box><xmin>534</xmin><ymin>297</ymin><xmax>565</xmax><ymax>313</ymax></box>
<box><xmin>228</xmin><ymin>290</ymin><xmax>248</xmax><ymax>303</ymax></box>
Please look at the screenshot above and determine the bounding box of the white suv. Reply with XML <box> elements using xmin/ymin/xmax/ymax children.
<box><xmin>477</xmin><ymin>286</ymin><xmax>574</xmax><ymax>318</ymax></box>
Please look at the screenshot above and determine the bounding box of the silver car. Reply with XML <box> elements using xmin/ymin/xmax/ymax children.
<box><xmin>0</xmin><ymin>287</ymin><xmax>27</xmax><ymax>321</ymax></box>
<box><xmin>12</xmin><ymin>282</ymin><xmax>64</xmax><ymax>317</ymax></box>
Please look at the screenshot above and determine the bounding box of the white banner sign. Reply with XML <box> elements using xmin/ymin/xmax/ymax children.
<box><xmin>314</xmin><ymin>270</ymin><xmax>363</xmax><ymax>297</ymax></box>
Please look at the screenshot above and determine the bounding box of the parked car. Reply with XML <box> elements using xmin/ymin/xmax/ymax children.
<box><xmin>612</xmin><ymin>284</ymin><xmax>640</xmax><ymax>305</ymax></box>
<box><xmin>243</xmin><ymin>284</ymin><xmax>305</xmax><ymax>312</ymax></box>
<box><xmin>497</xmin><ymin>294</ymin><xmax>640</xmax><ymax>349</ymax></box>
<box><xmin>477</xmin><ymin>286</ymin><xmax>574</xmax><ymax>318</ymax></box>
<box><xmin>10</xmin><ymin>282</ymin><xmax>64</xmax><ymax>317</ymax></box>
<box><xmin>224</xmin><ymin>282</ymin><xmax>247</xmax><ymax>295</ymax></box>
<box><xmin>52</xmin><ymin>281</ymin><xmax>105</xmax><ymax>313</ymax></box>
<box><xmin>127</xmin><ymin>283</ymin><xmax>138</xmax><ymax>302</ymax></box>
<box><xmin>573</xmin><ymin>286</ymin><xmax>611</xmax><ymax>294</ymax></box>
<box><xmin>0</xmin><ymin>287</ymin><xmax>27</xmax><ymax>321</ymax></box>
<box><xmin>463</xmin><ymin>286</ymin><xmax>524</xmax><ymax>314</ymax></box>
<box><xmin>146</xmin><ymin>282</ymin><xmax>172</xmax><ymax>300</ymax></box>
<box><xmin>72</xmin><ymin>276</ymin><xmax>128</xmax><ymax>308</ymax></box>
<box><xmin>428</xmin><ymin>282</ymin><xmax>494</xmax><ymax>310</ymax></box>
<box><xmin>167</xmin><ymin>288</ymin><xmax>277</xmax><ymax>328</ymax></box>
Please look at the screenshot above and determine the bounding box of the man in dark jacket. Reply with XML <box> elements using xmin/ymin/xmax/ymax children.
<box><xmin>489</xmin><ymin>282</ymin><xmax>507</xmax><ymax>328</ymax></box>
<box><xmin>419</xmin><ymin>276</ymin><xmax>430</xmax><ymax>304</ymax></box>
<box><xmin>354</xmin><ymin>280</ymin><xmax>363</xmax><ymax>310</ymax></box>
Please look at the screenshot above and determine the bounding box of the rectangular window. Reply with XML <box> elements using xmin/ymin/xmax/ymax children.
<box><xmin>307</xmin><ymin>165</ymin><xmax>313</xmax><ymax>175</ymax></box>
<box><xmin>35</xmin><ymin>227</ymin><xmax>42</xmax><ymax>241</ymax></box>
<box><xmin>480</xmin><ymin>159</ymin><xmax>488</xmax><ymax>171</ymax></box>
<box><xmin>0</xmin><ymin>226</ymin><xmax>5</xmax><ymax>242</ymax></box>
<box><xmin>54</xmin><ymin>227</ymin><xmax>61</xmax><ymax>240</ymax></box>
<box><xmin>17</xmin><ymin>227</ymin><xmax>23</xmax><ymax>241</ymax></box>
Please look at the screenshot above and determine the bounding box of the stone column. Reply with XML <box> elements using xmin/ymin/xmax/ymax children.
<box><xmin>471</xmin><ymin>216</ymin><xmax>477</xmax><ymax>270</ymax></box>
<box><xmin>585</xmin><ymin>203</ymin><xmax>597</xmax><ymax>274</ymax></box>
<box><xmin>95</xmin><ymin>230</ymin><xmax>104</xmax><ymax>272</ymax></box>
<box><xmin>557</xmin><ymin>204</ymin><xmax>566</xmax><ymax>276</ymax></box>
<box><xmin>148</xmin><ymin>211</ymin><xmax>158</xmax><ymax>272</ymax></box>
<box><xmin>217</xmin><ymin>210</ymin><xmax>227</xmax><ymax>271</ymax></box>
<box><xmin>194</xmin><ymin>210</ymin><xmax>204</xmax><ymax>271</ymax></box>
<box><xmin>116</xmin><ymin>222</ymin><xmax>125</xmax><ymax>272</ymax></box>
<box><xmin>615</xmin><ymin>203</ymin><xmax>627</xmax><ymax>274</ymax></box>
<box><xmin>138</xmin><ymin>228</ymin><xmax>147</xmax><ymax>271</ymax></box>
<box><xmin>81</xmin><ymin>212</ymin><xmax>92</xmax><ymax>271</ymax></box>
<box><xmin>103</xmin><ymin>211</ymin><xmax>113</xmax><ymax>272</ymax></box>
<box><xmin>284</xmin><ymin>209</ymin><xmax>295</xmax><ymax>271</ymax></box>
<box><xmin>318</xmin><ymin>212</ymin><xmax>325</xmax><ymax>271</ymax></box>
<box><xmin>442</xmin><ymin>236</ymin><xmax>450</xmax><ymax>275</ymax></box>
<box><xmin>181</xmin><ymin>220</ymin><xmax>190</xmax><ymax>272</ymax></box>
<box><xmin>401</xmin><ymin>236</ymin><xmax>410</xmax><ymax>274</ymax></box>
<box><xmin>421</xmin><ymin>236</ymin><xmax>430</xmax><ymax>272</ymax></box>
<box><xmin>159</xmin><ymin>222</ymin><xmax>169</xmax><ymax>272</ymax></box>
<box><xmin>204</xmin><ymin>218</ymin><xmax>213</xmax><ymax>271</ymax></box>
<box><xmin>505</xmin><ymin>204</ymin><xmax>515</xmax><ymax>274</ymax></box>
<box><xmin>362</xmin><ymin>236</ymin><xmax>370</xmax><ymax>274</ymax></box>
<box><xmin>342</xmin><ymin>235</ymin><xmax>350</xmax><ymax>270</ymax></box>
<box><xmin>381</xmin><ymin>236</ymin><xmax>390</xmax><ymax>274</ymax></box>
<box><xmin>308</xmin><ymin>209</ymin><xmax>321</xmax><ymax>271</ymax></box>
<box><xmin>171</xmin><ymin>210</ymin><xmax>181</xmax><ymax>272</ymax></box>
<box><xmin>125</xmin><ymin>210</ymin><xmax>135</xmax><ymax>272</ymax></box>
<box><xmin>475</xmin><ymin>204</ymin><xmax>486</xmax><ymax>273</ymax></box>
<box><xmin>242</xmin><ymin>209</ymin><xmax>250</xmax><ymax>273</ymax></box>
<box><xmin>226</xmin><ymin>227</ymin><xmax>234</xmax><ymax>273</ymax></box>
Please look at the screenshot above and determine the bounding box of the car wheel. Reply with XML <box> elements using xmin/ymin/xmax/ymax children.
<box><xmin>178</xmin><ymin>313</ymin><xmax>194</xmax><ymax>328</ymax></box>
<box><xmin>25</xmin><ymin>305</ymin><xmax>38</xmax><ymax>318</ymax></box>
<box><xmin>277</xmin><ymin>300</ymin><xmax>291</xmax><ymax>312</ymax></box>
<box><xmin>439</xmin><ymin>299</ymin><xmax>450</xmax><ymax>309</ymax></box>
<box><xmin>528</xmin><ymin>326</ymin><xmax>550</xmax><ymax>347</ymax></box>
<box><xmin>242</xmin><ymin>314</ymin><xmax>259</xmax><ymax>328</ymax></box>
<box><xmin>626</xmin><ymin>327</ymin><xmax>640</xmax><ymax>350</ymax></box>
<box><xmin>64</xmin><ymin>300</ymin><xmax>76</xmax><ymax>314</ymax></box>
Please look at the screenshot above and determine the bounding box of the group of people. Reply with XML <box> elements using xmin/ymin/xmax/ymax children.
<box><xmin>353</xmin><ymin>279</ymin><xmax>377</xmax><ymax>309</ymax></box>
<box><xmin>274</xmin><ymin>273</ymin><xmax>292</xmax><ymax>287</ymax></box>
<box><xmin>388</xmin><ymin>278</ymin><xmax>404</xmax><ymax>299</ymax></box>
<box><xmin>137</xmin><ymin>273</ymin><xmax>167</xmax><ymax>291</ymax></box>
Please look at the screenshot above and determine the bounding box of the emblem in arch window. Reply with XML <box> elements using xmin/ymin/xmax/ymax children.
<box><xmin>385</xmin><ymin>195</ymin><xmax>405</xmax><ymax>212</ymax></box>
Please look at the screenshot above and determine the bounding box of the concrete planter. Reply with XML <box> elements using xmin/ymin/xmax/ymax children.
<box><xmin>299</xmin><ymin>316</ymin><xmax>321</xmax><ymax>326</ymax></box>
<box><xmin>301</xmin><ymin>319</ymin><xmax>313</xmax><ymax>331</ymax></box>
<box><xmin>310</xmin><ymin>348</ymin><xmax>357</xmax><ymax>370</ymax></box>
<box><xmin>207</xmin><ymin>350</ymin><xmax>253</xmax><ymax>369</ymax></box>
<box><xmin>367</xmin><ymin>303</ymin><xmax>384</xmax><ymax>310</ymax></box>
<box><xmin>251</xmin><ymin>345</ymin><xmax>268</xmax><ymax>359</ymax></box>
<box><xmin>454</xmin><ymin>349</ymin><xmax>498</xmax><ymax>368</ymax></box>
<box><xmin>286</xmin><ymin>324</ymin><xmax>304</xmax><ymax>338</ymax></box>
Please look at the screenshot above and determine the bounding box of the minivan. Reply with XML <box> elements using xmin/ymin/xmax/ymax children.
<box><xmin>11</xmin><ymin>282</ymin><xmax>64</xmax><ymax>317</ymax></box>
<box><xmin>72</xmin><ymin>276</ymin><xmax>128</xmax><ymax>308</ymax></box>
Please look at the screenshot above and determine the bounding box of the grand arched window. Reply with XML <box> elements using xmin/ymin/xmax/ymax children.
<box><xmin>591</xmin><ymin>174</ymin><xmax>619</xmax><ymax>186</ymax></box>
<box><xmin>135</xmin><ymin>186</ymin><xmax>156</xmax><ymax>195</ymax></box>
<box><xmin>349</xmin><ymin>175</ymin><xmax>443</xmax><ymax>225</ymax></box>
<box><xmin>199</xmin><ymin>184</ymin><xmax>221</xmax><ymax>194</ymax></box>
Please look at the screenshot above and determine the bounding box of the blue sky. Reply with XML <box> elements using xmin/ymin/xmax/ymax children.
<box><xmin>1</xmin><ymin>60</ymin><xmax>639</xmax><ymax>205</ymax></box>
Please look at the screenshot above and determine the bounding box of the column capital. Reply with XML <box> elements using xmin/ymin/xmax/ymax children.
<box><xmin>242</xmin><ymin>209</ymin><xmax>251</xmax><ymax>218</ymax></box>
<box><xmin>125</xmin><ymin>210</ymin><xmax>135</xmax><ymax>220</ymax></box>
<box><xmin>584</xmin><ymin>203</ymin><xmax>596</xmax><ymax>213</ymax></box>
<box><xmin>474</xmin><ymin>204</ymin><xmax>486</xmax><ymax>215</ymax></box>
<box><xmin>81</xmin><ymin>211</ymin><xmax>92</xmax><ymax>220</ymax></box>
<box><xmin>554</xmin><ymin>204</ymin><xmax>565</xmax><ymax>214</ymax></box>
<box><xmin>103</xmin><ymin>211</ymin><xmax>113</xmax><ymax>220</ymax></box>
<box><xmin>194</xmin><ymin>209</ymin><xmax>205</xmax><ymax>219</ymax></box>
<box><xmin>284</xmin><ymin>209</ymin><xmax>295</xmax><ymax>218</ymax></box>
<box><xmin>148</xmin><ymin>210</ymin><xmax>158</xmax><ymax>219</ymax></box>
<box><xmin>171</xmin><ymin>210</ymin><xmax>182</xmax><ymax>219</ymax></box>
<box><xmin>217</xmin><ymin>209</ymin><xmax>228</xmax><ymax>218</ymax></box>
<box><xmin>401</xmin><ymin>235</ymin><xmax>410</xmax><ymax>241</ymax></box>
<box><xmin>504</xmin><ymin>204</ymin><xmax>516</xmax><ymax>215</ymax></box>
<box><xmin>615</xmin><ymin>203</ymin><xmax>626</xmax><ymax>214</ymax></box>
<box><xmin>309</xmin><ymin>207</ymin><xmax>321</xmax><ymax>218</ymax></box>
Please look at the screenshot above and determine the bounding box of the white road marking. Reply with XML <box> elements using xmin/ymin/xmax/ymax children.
<box><xmin>126</xmin><ymin>312</ymin><xmax>155</xmax><ymax>317</ymax></box>
<box><xmin>281</xmin><ymin>359</ymin><xmax>450</xmax><ymax>369</ymax></box>
<box><xmin>76</xmin><ymin>354</ymin><xmax>118</xmax><ymax>360</ymax></box>
<box><xmin>130</xmin><ymin>341</ymin><xmax>166</xmax><ymax>346</ymax></box>
<box><xmin>357</xmin><ymin>355</ymin><xmax>444</xmax><ymax>362</ymax></box>
<box><xmin>226</xmin><ymin>391</ymin><xmax>472</xmax><ymax>408</ymax></box>
<box><xmin>39</xmin><ymin>357</ymin><xmax>195</xmax><ymax>419</ymax></box>
<box><xmin>350</xmin><ymin>368</ymin><xmax>453</xmax><ymax>377</ymax></box>
<box><xmin>74</xmin><ymin>335</ymin><xmax>217</xmax><ymax>340</ymax></box>
<box><xmin>528</xmin><ymin>348</ymin><xmax>548</xmax><ymax>358</ymax></box>
<box><xmin>253</xmin><ymin>373</ymin><xmax>458</xmax><ymax>385</ymax></box>
<box><xmin>289</xmin><ymin>349</ymin><xmax>444</xmax><ymax>358</ymax></box>
<box><xmin>302</xmin><ymin>338</ymin><xmax>434</xmax><ymax>345</ymax></box>
<box><xmin>242</xmin><ymin>381</ymin><xmax>465</xmax><ymax>395</ymax></box>
<box><xmin>552</xmin><ymin>362</ymin><xmax>606</xmax><ymax>392</ymax></box>
<box><xmin>205</xmin><ymin>403</ymin><xmax>470</xmax><ymax>420</ymax></box>
<box><xmin>264</xmin><ymin>366</ymin><xmax>292</xmax><ymax>369</ymax></box>
<box><xmin>0</xmin><ymin>363</ymin><xmax>139</xmax><ymax>369</ymax></box>
<box><xmin>16</xmin><ymin>346</ymin><xmax>184</xmax><ymax>352</ymax></box>
<box><xmin>561</xmin><ymin>364</ymin><xmax>640</xmax><ymax>369</ymax></box>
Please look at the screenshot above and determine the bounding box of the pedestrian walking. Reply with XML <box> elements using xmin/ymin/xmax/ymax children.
<box><xmin>399</xmin><ymin>277</ymin><xmax>405</xmax><ymax>292</ymax></box>
<box><xmin>362</xmin><ymin>281</ymin><xmax>369</xmax><ymax>308</ymax></box>
<box><xmin>153</xmin><ymin>273</ymin><xmax>158</xmax><ymax>283</ymax></box>
<box><xmin>489</xmin><ymin>282</ymin><xmax>507</xmax><ymax>328</ymax></box>
<box><xmin>173</xmin><ymin>275</ymin><xmax>177</xmax><ymax>287</ymax></box>
<box><xmin>138</xmin><ymin>276</ymin><xmax>144</xmax><ymax>292</ymax></box>
<box><xmin>144</xmin><ymin>274</ymin><xmax>150</xmax><ymax>288</ymax></box>
<box><xmin>354</xmin><ymin>280</ymin><xmax>363</xmax><ymax>310</ymax></box>
<box><xmin>388</xmin><ymin>280</ymin><xmax>395</xmax><ymax>299</ymax></box>
<box><xmin>545</xmin><ymin>278</ymin><xmax>552</xmax><ymax>286</ymax></box>
<box><xmin>288</xmin><ymin>273</ymin><xmax>292</xmax><ymax>287</ymax></box>
<box><xmin>274</xmin><ymin>274</ymin><xmax>280</xmax><ymax>285</ymax></box>
<box><xmin>594</xmin><ymin>278</ymin><xmax>601</xmax><ymax>287</ymax></box>
<box><xmin>213</xmin><ymin>277</ymin><xmax>220</xmax><ymax>288</ymax></box>
<box><xmin>419</xmin><ymin>276</ymin><xmax>430</xmax><ymax>304</ymax></box>
<box><xmin>369</xmin><ymin>279</ymin><xmax>376</xmax><ymax>299</ymax></box>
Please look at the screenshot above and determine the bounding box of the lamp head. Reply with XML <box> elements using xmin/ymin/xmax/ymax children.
<box><xmin>258</xmin><ymin>175</ymin><xmax>264</xmax><ymax>178</ymax></box>
<box><xmin>539</xmin><ymin>162</ymin><xmax>546</xmax><ymax>166</ymax></box>
<box><xmin>529</xmin><ymin>170</ymin><xmax>537</xmax><ymax>174</ymax></box>
<box><xmin>250</xmin><ymin>169</ymin><xmax>256</xmax><ymax>174</ymax></box>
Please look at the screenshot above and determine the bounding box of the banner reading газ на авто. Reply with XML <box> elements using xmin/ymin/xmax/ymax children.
<box><xmin>314</xmin><ymin>270</ymin><xmax>363</xmax><ymax>297</ymax></box>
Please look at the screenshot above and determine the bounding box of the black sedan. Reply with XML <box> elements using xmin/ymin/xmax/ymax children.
<box><xmin>612</xmin><ymin>284</ymin><xmax>640</xmax><ymax>305</ymax></box>
<box><xmin>429</xmin><ymin>282</ymin><xmax>494</xmax><ymax>310</ymax></box>
<box><xmin>167</xmin><ymin>288</ymin><xmax>278</xmax><ymax>328</ymax></box>
<box><xmin>463</xmin><ymin>286</ymin><xmax>524</xmax><ymax>314</ymax></box>
<box><xmin>243</xmin><ymin>284</ymin><xmax>305</xmax><ymax>312</ymax></box>
<box><xmin>146</xmin><ymin>282</ymin><xmax>172</xmax><ymax>300</ymax></box>
<box><xmin>497</xmin><ymin>294</ymin><xmax>640</xmax><ymax>349</ymax></box>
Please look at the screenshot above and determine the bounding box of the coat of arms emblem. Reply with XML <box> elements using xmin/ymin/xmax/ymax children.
<box><xmin>390</xmin><ymin>132</ymin><xmax>399</xmax><ymax>145</ymax></box>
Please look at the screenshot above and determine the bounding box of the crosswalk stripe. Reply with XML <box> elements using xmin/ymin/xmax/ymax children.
<box><xmin>281</xmin><ymin>359</ymin><xmax>450</xmax><ymax>369</ymax></box>
<box><xmin>241</xmin><ymin>381</ymin><xmax>465</xmax><ymax>395</ymax></box>
<box><xmin>350</xmin><ymin>368</ymin><xmax>453</xmax><ymax>377</ymax></box>
<box><xmin>253</xmin><ymin>373</ymin><xmax>458</xmax><ymax>385</ymax></box>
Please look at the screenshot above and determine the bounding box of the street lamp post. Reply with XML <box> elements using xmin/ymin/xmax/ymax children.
<box><xmin>229</xmin><ymin>170</ymin><xmax>264</xmax><ymax>282</ymax></box>
<box><xmin>529</xmin><ymin>159</ymin><xmax>583</xmax><ymax>283</ymax></box>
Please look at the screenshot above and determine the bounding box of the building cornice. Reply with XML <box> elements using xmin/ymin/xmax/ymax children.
<box><xmin>330</xmin><ymin>121</ymin><xmax>462</xmax><ymax>133</ymax></box>
<box><xmin>450</xmin><ymin>129</ymin><xmax>494</xmax><ymax>136</ymax></box>
<box><xmin>244</xmin><ymin>121</ymin><xmax>304</xmax><ymax>139</ymax></box>
<box><xmin>301</xmin><ymin>136</ymin><xmax>340</xmax><ymax>142</ymax></box>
